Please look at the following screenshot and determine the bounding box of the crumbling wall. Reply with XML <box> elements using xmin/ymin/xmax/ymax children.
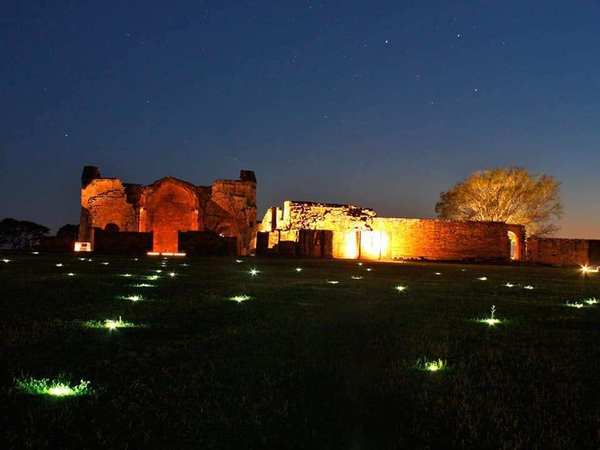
<box><xmin>526</xmin><ymin>238</ymin><xmax>590</xmax><ymax>266</ymax></box>
<box><xmin>81</xmin><ymin>179</ymin><xmax>137</xmax><ymax>244</ymax></box>
<box><xmin>210</xmin><ymin>174</ymin><xmax>257</xmax><ymax>255</ymax></box>
<box><xmin>272</xmin><ymin>201</ymin><xmax>376</xmax><ymax>232</ymax></box>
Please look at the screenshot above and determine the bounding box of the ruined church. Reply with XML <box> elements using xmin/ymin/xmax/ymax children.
<box><xmin>78</xmin><ymin>166</ymin><xmax>257</xmax><ymax>255</ymax></box>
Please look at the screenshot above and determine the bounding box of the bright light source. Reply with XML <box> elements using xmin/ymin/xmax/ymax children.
<box><xmin>366</xmin><ymin>268</ymin><xmax>373</xmax><ymax>272</ymax></box>
<box><xmin>351</xmin><ymin>276</ymin><xmax>363</xmax><ymax>280</ymax></box>
<box><xmin>2</xmin><ymin>259</ymin><xmax>10</xmax><ymax>263</ymax></box>
<box><xmin>581</xmin><ymin>265</ymin><xmax>599</xmax><ymax>274</ymax></box>
<box><xmin>249</xmin><ymin>268</ymin><xmax>259</xmax><ymax>276</ymax></box>
<box><xmin>56</xmin><ymin>263</ymin><xmax>63</xmax><ymax>267</ymax></box>
<box><xmin>584</xmin><ymin>298</ymin><xmax>599</xmax><ymax>305</ymax></box>
<box><xmin>121</xmin><ymin>273</ymin><xmax>133</xmax><ymax>278</ymax></box>
<box><xmin>235</xmin><ymin>259</ymin><xmax>243</xmax><ymax>263</ymax></box>
<box><xmin>434</xmin><ymin>272</ymin><xmax>442</xmax><ymax>276</ymax></box>
<box><xmin>16</xmin><ymin>378</ymin><xmax>92</xmax><ymax>397</ymax></box>
<box><xmin>295</xmin><ymin>267</ymin><xmax>303</xmax><ymax>272</ymax></box>
<box><xmin>146</xmin><ymin>275</ymin><xmax>159</xmax><ymax>281</ymax></box>
<box><xmin>155</xmin><ymin>270</ymin><xmax>162</xmax><ymax>273</ymax></box>
<box><xmin>32</xmin><ymin>251</ymin><xmax>39</xmax><ymax>255</ymax></box>
<box><xmin>477</xmin><ymin>305</ymin><xmax>502</xmax><ymax>326</ymax></box>
<box><xmin>168</xmin><ymin>272</ymin><xmax>176</xmax><ymax>277</ymax></box>
<box><xmin>67</xmin><ymin>272</ymin><xmax>75</xmax><ymax>277</ymax></box>
<box><xmin>85</xmin><ymin>316</ymin><xmax>136</xmax><ymax>330</ymax></box>
<box><xmin>74</xmin><ymin>241</ymin><xmax>92</xmax><ymax>252</ymax></box>
<box><xmin>327</xmin><ymin>280</ymin><xmax>340</xmax><ymax>285</ymax></box>
<box><xmin>395</xmin><ymin>285</ymin><xmax>407</xmax><ymax>292</ymax></box>
<box><xmin>565</xmin><ymin>301</ymin><xmax>585</xmax><ymax>309</ymax></box>
<box><xmin>357</xmin><ymin>262</ymin><xmax>363</xmax><ymax>266</ymax></box>
<box><xmin>120</xmin><ymin>295</ymin><xmax>143</xmax><ymax>302</ymax></box>
<box><xmin>523</xmin><ymin>285</ymin><xmax>534</xmax><ymax>290</ymax></box>
<box><xmin>101</xmin><ymin>262</ymin><xmax>109</xmax><ymax>266</ymax></box>
<box><xmin>504</xmin><ymin>282</ymin><xmax>515</xmax><ymax>288</ymax></box>
<box><xmin>132</xmin><ymin>283</ymin><xmax>155</xmax><ymax>288</ymax></box>
<box><xmin>229</xmin><ymin>295</ymin><xmax>252</xmax><ymax>303</ymax></box>
<box><xmin>477</xmin><ymin>276</ymin><xmax>488</xmax><ymax>281</ymax></box>
<box><xmin>416</xmin><ymin>358</ymin><xmax>448</xmax><ymax>372</ymax></box>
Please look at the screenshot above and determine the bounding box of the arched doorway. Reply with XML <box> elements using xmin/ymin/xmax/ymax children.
<box><xmin>508</xmin><ymin>231</ymin><xmax>520</xmax><ymax>260</ymax></box>
<box><xmin>143</xmin><ymin>179</ymin><xmax>199</xmax><ymax>253</ymax></box>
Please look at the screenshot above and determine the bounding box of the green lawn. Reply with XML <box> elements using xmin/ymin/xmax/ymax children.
<box><xmin>2</xmin><ymin>253</ymin><xmax>600</xmax><ymax>449</ymax></box>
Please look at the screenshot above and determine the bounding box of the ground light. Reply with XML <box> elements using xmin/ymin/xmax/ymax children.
<box><xmin>295</xmin><ymin>267</ymin><xmax>303</xmax><ymax>272</ymax></box>
<box><xmin>85</xmin><ymin>316</ymin><xmax>137</xmax><ymax>330</ymax></box>
<box><xmin>229</xmin><ymin>295</ymin><xmax>252</xmax><ymax>303</ymax></box>
<box><xmin>504</xmin><ymin>282</ymin><xmax>515</xmax><ymax>288</ymax></box>
<box><xmin>327</xmin><ymin>280</ymin><xmax>340</xmax><ymax>285</ymax></box>
<box><xmin>67</xmin><ymin>272</ymin><xmax>76</xmax><ymax>277</ymax></box>
<box><xmin>168</xmin><ymin>272</ymin><xmax>176</xmax><ymax>277</ymax></box>
<box><xmin>120</xmin><ymin>295</ymin><xmax>143</xmax><ymax>302</ymax></box>
<box><xmin>395</xmin><ymin>285</ymin><xmax>407</xmax><ymax>292</ymax></box>
<box><xmin>580</xmin><ymin>265</ymin><xmax>599</xmax><ymax>274</ymax></box>
<box><xmin>351</xmin><ymin>276</ymin><xmax>363</xmax><ymax>280</ymax></box>
<box><xmin>477</xmin><ymin>305</ymin><xmax>502</xmax><ymax>326</ymax></box>
<box><xmin>132</xmin><ymin>283</ymin><xmax>155</xmax><ymax>288</ymax></box>
<box><xmin>584</xmin><ymin>298</ymin><xmax>599</xmax><ymax>305</ymax></box>
<box><xmin>16</xmin><ymin>377</ymin><xmax>92</xmax><ymax>397</ymax></box>
<box><xmin>121</xmin><ymin>273</ymin><xmax>133</xmax><ymax>278</ymax></box>
<box><xmin>565</xmin><ymin>301</ymin><xmax>585</xmax><ymax>309</ymax></box>
<box><xmin>235</xmin><ymin>259</ymin><xmax>243</xmax><ymax>263</ymax></box>
<box><xmin>56</xmin><ymin>263</ymin><xmax>63</xmax><ymax>267</ymax></box>
<box><xmin>416</xmin><ymin>358</ymin><xmax>448</xmax><ymax>372</ymax></box>
<box><xmin>101</xmin><ymin>262</ymin><xmax>109</xmax><ymax>266</ymax></box>
<box><xmin>249</xmin><ymin>268</ymin><xmax>259</xmax><ymax>276</ymax></box>
<box><xmin>477</xmin><ymin>276</ymin><xmax>488</xmax><ymax>281</ymax></box>
<box><xmin>523</xmin><ymin>285</ymin><xmax>534</xmax><ymax>290</ymax></box>
<box><xmin>2</xmin><ymin>258</ymin><xmax>10</xmax><ymax>263</ymax></box>
<box><xmin>146</xmin><ymin>275</ymin><xmax>160</xmax><ymax>281</ymax></box>
<box><xmin>435</xmin><ymin>272</ymin><xmax>442</xmax><ymax>276</ymax></box>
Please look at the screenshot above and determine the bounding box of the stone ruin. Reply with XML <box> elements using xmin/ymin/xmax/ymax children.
<box><xmin>78</xmin><ymin>166</ymin><xmax>256</xmax><ymax>255</ymax></box>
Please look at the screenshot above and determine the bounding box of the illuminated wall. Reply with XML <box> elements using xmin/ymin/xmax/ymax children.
<box><xmin>526</xmin><ymin>238</ymin><xmax>591</xmax><ymax>266</ymax></box>
<box><xmin>262</xmin><ymin>200</ymin><xmax>526</xmax><ymax>262</ymax></box>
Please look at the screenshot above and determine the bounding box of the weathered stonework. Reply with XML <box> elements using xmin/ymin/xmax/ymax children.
<box><xmin>259</xmin><ymin>200</ymin><xmax>526</xmax><ymax>262</ymax></box>
<box><xmin>79</xmin><ymin>166</ymin><xmax>256</xmax><ymax>254</ymax></box>
<box><xmin>526</xmin><ymin>237</ymin><xmax>600</xmax><ymax>266</ymax></box>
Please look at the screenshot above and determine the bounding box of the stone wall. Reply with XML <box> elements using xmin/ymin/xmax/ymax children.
<box><xmin>526</xmin><ymin>238</ymin><xmax>590</xmax><ymax>266</ymax></box>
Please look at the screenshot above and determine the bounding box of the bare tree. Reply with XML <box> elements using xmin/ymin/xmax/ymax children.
<box><xmin>435</xmin><ymin>168</ymin><xmax>562</xmax><ymax>236</ymax></box>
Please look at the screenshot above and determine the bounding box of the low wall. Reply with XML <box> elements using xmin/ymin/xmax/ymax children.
<box><xmin>178</xmin><ymin>231</ymin><xmax>236</xmax><ymax>256</ymax></box>
<box><xmin>526</xmin><ymin>238</ymin><xmax>593</xmax><ymax>266</ymax></box>
<box><xmin>93</xmin><ymin>230</ymin><xmax>152</xmax><ymax>254</ymax></box>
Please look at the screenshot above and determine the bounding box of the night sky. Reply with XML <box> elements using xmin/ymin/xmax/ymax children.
<box><xmin>2</xmin><ymin>1</ymin><xmax>600</xmax><ymax>237</ymax></box>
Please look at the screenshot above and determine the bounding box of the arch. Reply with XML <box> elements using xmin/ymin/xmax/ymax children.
<box><xmin>105</xmin><ymin>223</ymin><xmax>120</xmax><ymax>233</ymax></box>
<box><xmin>508</xmin><ymin>231</ymin><xmax>520</xmax><ymax>260</ymax></box>
<box><xmin>142</xmin><ymin>178</ymin><xmax>200</xmax><ymax>253</ymax></box>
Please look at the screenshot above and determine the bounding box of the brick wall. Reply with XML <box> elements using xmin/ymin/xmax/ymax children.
<box><xmin>526</xmin><ymin>238</ymin><xmax>590</xmax><ymax>266</ymax></box>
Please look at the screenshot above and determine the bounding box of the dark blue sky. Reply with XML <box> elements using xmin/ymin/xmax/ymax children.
<box><xmin>2</xmin><ymin>1</ymin><xmax>600</xmax><ymax>237</ymax></box>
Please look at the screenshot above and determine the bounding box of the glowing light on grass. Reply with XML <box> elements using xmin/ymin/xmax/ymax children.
<box><xmin>523</xmin><ymin>285</ymin><xmax>534</xmax><ymax>290</ymax></box>
<box><xmin>101</xmin><ymin>262</ymin><xmax>109</xmax><ymax>266</ymax></box>
<box><xmin>85</xmin><ymin>316</ymin><xmax>136</xmax><ymax>330</ymax></box>
<box><xmin>584</xmin><ymin>298</ymin><xmax>599</xmax><ymax>305</ymax></box>
<box><xmin>121</xmin><ymin>273</ymin><xmax>133</xmax><ymax>278</ymax></box>
<box><xmin>366</xmin><ymin>268</ymin><xmax>373</xmax><ymax>272</ymax></box>
<box><xmin>327</xmin><ymin>280</ymin><xmax>340</xmax><ymax>285</ymax></box>
<box><xmin>249</xmin><ymin>268</ymin><xmax>259</xmax><ymax>276</ymax></box>
<box><xmin>120</xmin><ymin>295</ymin><xmax>143</xmax><ymax>302</ymax></box>
<box><xmin>67</xmin><ymin>272</ymin><xmax>75</xmax><ymax>277</ymax></box>
<box><xmin>357</xmin><ymin>262</ymin><xmax>363</xmax><ymax>266</ymax></box>
<box><xmin>16</xmin><ymin>378</ymin><xmax>92</xmax><ymax>397</ymax></box>
<box><xmin>504</xmin><ymin>282</ymin><xmax>515</xmax><ymax>288</ymax></box>
<box><xmin>416</xmin><ymin>358</ymin><xmax>448</xmax><ymax>372</ymax></box>
<box><xmin>32</xmin><ymin>251</ymin><xmax>39</xmax><ymax>255</ymax></box>
<box><xmin>235</xmin><ymin>259</ymin><xmax>243</xmax><ymax>263</ymax></box>
<box><xmin>565</xmin><ymin>301</ymin><xmax>585</xmax><ymax>309</ymax></box>
<box><xmin>477</xmin><ymin>276</ymin><xmax>488</xmax><ymax>281</ymax></box>
<box><xmin>155</xmin><ymin>269</ymin><xmax>162</xmax><ymax>273</ymax></box>
<box><xmin>168</xmin><ymin>272</ymin><xmax>176</xmax><ymax>277</ymax></box>
<box><xmin>229</xmin><ymin>295</ymin><xmax>252</xmax><ymax>303</ymax></box>
<box><xmin>434</xmin><ymin>272</ymin><xmax>442</xmax><ymax>276</ymax></box>
<box><xmin>580</xmin><ymin>265</ymin><xmax>599</xmax><ymax>274</ymax></box>
<box><xmin>2</xmin><ymin>258</ymin><xmax>11</xmax><ymax>263</ymax></box>
<box><xmin>78</xmin><ymin>257</ymin><xmax>86</xmax><ymax>261</ymax></box>
<box><xmin>478</xmin><ymin>305</ymin><xmax>501</xmax><ymax>326</ymax></box>
<box><xmin>132</xmin><ymin>283</ymin><xmax>155</xmax><ymax>288</ymax></box>
<box><xmin>146</xmin><ymin>275</ymin><xmax>159</xmax><ymax>281</ymax></box>
<box><xmin>295</xmin><ymin>267</ymin><xmax>303</xmax><ymax>272</ymax></box>
<box><xmin>395</xmin><ymin>285</ymin><xmax>407</xmax><ymax>292</ymax></box>
<box><xmin>351</xmin><ymin>276</ymin><xmax>363</xmax><ymax>280</ymax></box>
<box><xmin>56</xmin><ymin>263</ymin><xmax>63</xmax><ymax>267</ymax></box>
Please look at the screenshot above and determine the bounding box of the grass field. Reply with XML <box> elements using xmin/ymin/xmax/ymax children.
<box><xmin>2</xmin><ymin>253</ymin><xmax>600</xmax><ymax>449</ymax></box>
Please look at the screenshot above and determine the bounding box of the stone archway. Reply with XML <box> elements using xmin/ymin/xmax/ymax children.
<box><xmin>508</xmin><ymin>231</ymin><xmax>520</xmax><ymax>260</ymax></box>
<box><xmin>142</xmin><ymin>179</ymin><xmax>199</xmax><ymax>253</ymax></box>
